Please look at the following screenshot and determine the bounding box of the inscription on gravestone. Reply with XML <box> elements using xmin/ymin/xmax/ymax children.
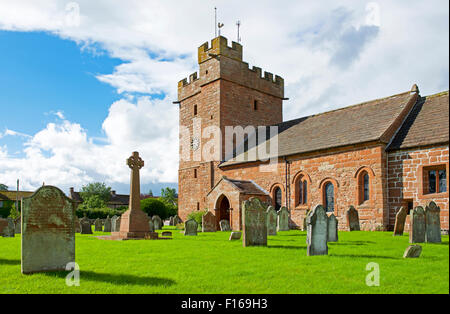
<box><xmin>242</xmin><ymin>198</ymin><xmax>267</xmax><ymax>247</ymax></box>
<box><xmin>21</xmin><ymin>186</ymin><xmax>75</xmax><ymax>274</ymax></box>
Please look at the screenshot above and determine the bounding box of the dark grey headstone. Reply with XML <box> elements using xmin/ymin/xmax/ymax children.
<box><xmin>184</xmin><ymin>219</ymin><xmax>198</xmax><ymax>236</ymax></box>
<box><xmin>4</xmin><ymin>218</ymin><xmax>15</xmax><ymax>237</ymax></box>
<box><xmin>173</xmin><ymin>215</ymin><xmax>182</xmax><ymax>225</ymax></box>
<box><xmin>327</xmin><ymin>214</ymin><xmax>338</xmax><ymax>242</ymax></box>
<box><xmin>229</xmin><ymin>231</ymin><xmax>242</xmax><ymax>241</ymax></box>
<box><xmin>425</xmin><ymin>201</ymin><xmax>441</xmax><ymax>243</ymax></box>
<box><xmin>277</xmin><ymin>207</ymin><xmax>289</xmax><ymax>231</ymax></box>
<box><xmin>94</xmin><ymin>218</ymin><xmax>103</xmax><ymax>232</ymax></box>
<box><xmin>21</xmin><ymin>186</ymin><xmax>75</xmax><ymax>274</ymax></box>
<box><xmin>346</xmin><ymin>206</ymin><xmax>360</xmax><ymax>231</ymax></box>
<box><xmin>242</xmin><ymin>197</ymin><xmax>267</xmax><ymax>247</ymax></box>
<box><xmin>307</xmin><ymin>205</ymin><xmax>328</xmax><ymax>256</ymax></box>
<box><xmin>410</xmin><ymin>206</ymin><xmax>425</xmax><ymax>243</ymax></box>
<box><xmin>80</xmin><ymin>217</ymin><xmax>93</xmax><ymax>234</ymax></box>
<box><xmin>266</xmin><ymin>206</ymin><xmax>277</xmax><ymax>236</ymax></box>
<box><xmin>103</xmin><ymin>216</ymin><xmax>112</xmax><ymax>232</ymax></box>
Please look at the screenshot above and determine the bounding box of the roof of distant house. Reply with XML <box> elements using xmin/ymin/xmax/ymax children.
<box><xmin>0</xmin><ymin>191</ymin><xmax>34</xmax><ymax>201</ymax></box>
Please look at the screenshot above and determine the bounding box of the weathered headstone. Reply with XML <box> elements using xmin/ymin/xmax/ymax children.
<box><xmin>94</xmin><ymin>218</ymin><xmax>103</xmax><ymax>232</ymax></box>
<box><xmin>4</xmin><ymin>218</ymin><xmax>15</xmax><ymax>237</ymax></box>
<box><xmin>410</xmin><ymin>206</ymin><xmax>426</xmax><ymax>243</ymax></box>
<box><xmin>403</xmin><ymin>245</ymin><xmax>422</xmax><ymax>258</ymax></box>
<box><xmin>74</xmin><ymin>216</ymin><xmax>81</xmax><ymax>233</ymax></box>
<box><xmin>103</xmin><ymin>216</ymin><xmax>112</xmax><ymax>232</ymax></box>
<box><xmin>277</xmin><ymin>207</ymin><xmax>289</xmax><ymax>231</ymax></box>
<box><xmin>307</xmin><ymin>205</ymin><xmax>328</xmax><ymax>256</ymax></box>
<box><xmin>327</xmin><ymin>214</ymin><xmax>338</xmax><ymax>242</ymax></box>
<box><xmin>148</xmin><ymin>216</ymin><xmax>155</xmax><ymax>232</ymax></box>
<box><xmin>152</xmin><ymin>215</ymin><xmax>162</xmax><ymax>230</ymax></box>
<box><xmin>266</xmin><ymin>206</ymin><xmax>277</xmax><ymax>236</ymax></box>
<box><xmin>393</xmin><ymin>207</ymin><xmax>408</xmax><ymax>236</ymax></box>
<box><xmin>80</xmin><ymin>216</ymin><xmax>93</xmax><ymax>234</ymax></box>
<box><xmin>425</xmin><ymin>201</ymin><xmax>441</xmax><ymax>243</ymax></box>
<box><xmin>202</xmin><ymin>211</ymin><xmax>216</xmax><ymax>232</ymax></box>
<box><xmin>229</xmin><ymin>231</ymin><xmax>242</xmax><ymax>241</ymax></box>
<box><xmin>173</xmin><ymin>215</ymin><xmax>182</xmax><ymax>225</ymax></box>
<box><xmin>0</xmin><ymin>218</ymin><xmax>8</xmax><ymax>236</ymax></box>
<box><xmin>242</xmin><ymin>197</ymin><xmax>267</xmax><ymax>247</ymax></box>
<box><xmin>184</xmin><ymin>219</ymin><xmax>198</xmax><ymax>236</ymax></box>
<box><xmin>15</xmin><ymin>217</ymin><xmax>21</xmax><ymax>234</ymax></box>
<box><xmin>111</xmin><ymin>215</ymin><xmax>119</xmax><ymax>232</ymax></box>
<box><xmin>219</xmin><ymin>219</ymin><xmax>231</xmax><ymax>231</ymax></box>
<box><xmin>346</xmin><ymin>206</ymin><xmax>360</xmax><ymax>231</ymax></box>
<box><xmin>21</xmin><ymin>186</ymin><xmax>75</xmax><ymax>274</ymax></box>
<box><xmin>169</xmin><ymin>216</ymin><xmax>175</xmax><ymax>226</ymax></box>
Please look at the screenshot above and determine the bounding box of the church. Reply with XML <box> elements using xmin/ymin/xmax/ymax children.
<box><xmin>176</xmin><ymin>36</ymin><xmax>449</xmax><ymax>232</ymax></box>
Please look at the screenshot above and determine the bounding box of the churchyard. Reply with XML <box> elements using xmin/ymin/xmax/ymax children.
<box><xmin>0</xmin><ymin>227</ymin><xmax>448</xmax><ymax>294</ymax></box>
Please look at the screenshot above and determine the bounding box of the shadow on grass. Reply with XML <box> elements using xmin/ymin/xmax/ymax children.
<box><xmin>268</xmin><ymin>245</ymin><xmax>307</xmax><ymax>250</ymax></box>
<box><xmin>329</xmin><ymin>254</ymin><xmax>399</xmax><ymax>260</ymax></box>
<box><xmin>0</xmin><ymin>258</ymin><xmax>20</xmax><ymax>266</ymax></box>
<box><xmin>330</xmin><ymin>241</ymin><xmax>376</xmax><ymax>246</ymax></box>
<box><xmin>44</xmin><ymin>270</ymin><xmax>176</xmax><ymax>287</ymax></box>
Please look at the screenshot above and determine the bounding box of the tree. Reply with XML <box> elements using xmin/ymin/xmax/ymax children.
<box><xmin>140</xmin><ymin>198</ymin><xmax>167</xmax><ymax>219</ymax></box>
<box><xmin>79</xmin><ymin>182</ymin><xmax>112</xmax><ymax>203</ymax></box>
<box><xmin>78</xmin><ymin>194</ymin><xmax>107</xmax><ymax>210</ymax></box>
<box><xmin>148</xmin><ymin>189</ymin><xmax>153</xmax><ymax>197</ymax></box>
<box><xmin>8</xmin><ymin>203</ymin><xmax>20</xmax><ymax>220</ymax></box>
<box><xmin>160</xmin><ymin>187</ymin><xmax>177</xmax><ymax>206</ymax></box>
<box><xmin>0</xmin><ymin>184</ymin><xmax>8</xmax><ymax>191</ymax></box>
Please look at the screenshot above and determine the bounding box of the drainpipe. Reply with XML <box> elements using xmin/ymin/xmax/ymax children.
<box><xmin>284</xmin><ymin>157</ymin><xmax>290</xmax><ymax>210</ymax></box>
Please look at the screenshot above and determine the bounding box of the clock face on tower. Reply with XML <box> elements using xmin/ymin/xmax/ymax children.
<box><xmin>191</xmin><ymin>137</ymin><xmax>200</xmax><ymax>151</ymax></box>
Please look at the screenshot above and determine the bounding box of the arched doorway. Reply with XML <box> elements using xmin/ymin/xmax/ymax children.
<box><xmin>216</xmin><ymin>195</ymin><xmax>231</xmax><ymax>230</ymax></box>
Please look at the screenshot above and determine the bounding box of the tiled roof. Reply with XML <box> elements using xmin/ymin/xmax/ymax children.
<box><xmin>387</xmin><ymin>92</ymin><xmax>449</xmax><ymax>151</ymax></box>
<box><xmin>224</xmin><ymin>177</ymin><xmax>268</xmax><ymax>195</ymax></box>
<box><xmin>0</xmin><ymin>191</ymin><xmax>34</xmax><ymax>201</ymax></box>
<box><xmin>221</xmin><ymin>89</ymin><xmax>419</xmax><ymax>167</ymax></box>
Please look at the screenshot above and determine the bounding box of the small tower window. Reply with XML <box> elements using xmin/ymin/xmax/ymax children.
<box><xmin>194</xmin><ymin>169</ymin><xmax>197</xmax><ymax>178</ymax></box>
<box><xmin>197</xmin><ymin>202</ymin><xmax>200</xmax><ymax>211</ymax></box>
<box><xmin>253</xmin><ymin>100</ymin><xmax>258</xmax><ymax>111</ymax></box>
<box><xmin>194</xmin><ymin>105</ymin><xmax>198</xmax><ymax>116</ymax></box>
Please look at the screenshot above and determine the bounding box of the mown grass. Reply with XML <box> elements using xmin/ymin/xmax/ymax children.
<box><xmin>0</xmin><ymin>227</ymin><xmax>448</xmax><ymax>294</ymax></box>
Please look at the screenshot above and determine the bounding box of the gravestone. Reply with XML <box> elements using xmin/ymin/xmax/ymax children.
<box><xmin>403</xmin><ymin>245</ymin><xmax>422</xmax><ymax>258</ymax></box>
<box><xmin>111</xmin><ymin>216</ymin><xmax>119</xmax><ymax>232</ymax></box>
<box><xmin>306</xmin><ymin>205</ymin><xmax>328</xmax><ymax>256</ymax></box>
<box><xmin>103</xmin><ymin>216</ymin><xmax>112</xmax><ymax>232</ymax></box>
<box><xmin>0</xmin><ymin>218</ymin><xmax>8</xmax><ymax>236</ymax></box>
<box><xmin>161</xmin><ymin>231</ymin><xmax>172</xmax><ymax>237</ymax></box>
<box><xmin>169</xmin><ymin>216</ymin><xmax>175</xmax><ymax>226</ymax></box>
<box><xmin>184</xmin><ymin>219</ymin><xmax>198</xmax><ymax>236</ymax></box>
<box><xmin>21</xmin><ymin>186</ymin><xmax>75</xmax><ymax>274</ymax></box>
<box><xmin>327</xmin><ymin>214</ymin><xmax>338</xmax><ymax>242</ymax></box>
<box><xmin>80</xmin><ymin>216</ymin><xmax>93</xmax><ymax>234</ymax></box>
<box><xmin>229</xmin><ymin>231</ymin><xmax>242</xmax><ymax>241</ymax></box>
<box><xmin>410</xmin><ymin>206</ymin><xmax>425</xmax><ymax>243</ymax></box>
<box><xmin>4</xmin><ymin>218</ymin><xmax>15</xmax><ymax>237</ymax></box>
<box><xmin>242</xmin><ymin>197</ymin><xmax>267</xmax><ymax>247</ymax></box>
<box><xmin>15</xmin><ymin>217</ymin><xmax>21</xmax><ymax>234</ymax></box>
<box><xmin>425</xmin><ymin>201</ymin><xmax>441</xmax><ymax>243</ymax></box>
<box><xmin>148</xmin><ymin>216</ymin><xmax>155</xmax><ymax>232</ymax></box>
<box><xmin>266</xmin><ymin>206</ymin><xmax>277</xmax><ymax>236</ymax></box>
<box><xmin>173</xmin><ymin>215</ymin><xmax>182</xmax><ymax>225</ymax></box>
<box><xmin>74</xmin><ymin>216</ymin><xmax>81</xmax><ymax>233</ymax></box>
<box><xmin>152</xmin><ymin>215</ymin><xmax>162</xmax><ymax>230</ymax></box>
<box><xmin>94</xmin><ymin>218</ymin><xmax>103</xmax><ymax>232</ymax></box>
<box><xmin>202</xmin><ymin>211</ymin><xmax>216</xmax><ymax>232</ymax></box>
<box><xmin>277</xmin><ymin>207</ymin><xmax>289</xmax><ymax>231</ymax></box>
<box><xmin>219</xmin><ymin>219</ymin><xmax>231</xmax><ymax>231</ymax></box>
<box><xmin>393</xmin><ymin>207</ymin><xmax>408</xmax><ymax>236</ymax></box>
<box><xmin>346</xmin><ymin>206</ymin><xmax>360</xmax><ymax>231</ymax></box>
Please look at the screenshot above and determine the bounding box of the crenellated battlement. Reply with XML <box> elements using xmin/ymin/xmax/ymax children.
<box><xmin>178</xmin><ymin>71</ymin><xmax>199</xmax><ymax>88</ymax></box>
<box><xmin>198</xmin><ymin>36</ymin><xmax>243</xmax><ymax>64</ymax></box>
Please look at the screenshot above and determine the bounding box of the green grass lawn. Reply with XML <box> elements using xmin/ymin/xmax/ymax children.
<box><xmin>0</xmin><ymin>228</ymin><xmax>448</xmax><ymax>294</ymax></box>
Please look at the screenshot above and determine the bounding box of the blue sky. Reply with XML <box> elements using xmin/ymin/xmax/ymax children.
<box><xmin>0</xmin><ymin>0</ymin><xmax>448</xmax><ymax>195</ymax></box>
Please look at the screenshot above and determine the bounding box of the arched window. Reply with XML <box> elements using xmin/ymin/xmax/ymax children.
<box><xmin>324</xmin><ymin>182</ymin><xmax>335</xmax><ymax>212</ymax></box>
<box><xmin>357</xmin><ymin>169</ymin><xmax>372</xmax><ymax>205</ymax></box>
<box><xmin>363</xmin><ymin>173</ymin><xmax>370</xmax><ymax>202</ymax></box>
<box><xmin>274</xmin><ymin>187</ymin><xmax>282</xmax><ymax>211</ymax></box>
<box><xmin>298</xmin><ymin>179</ymin><xmax>308</xmax><ymax>205</ymax></box>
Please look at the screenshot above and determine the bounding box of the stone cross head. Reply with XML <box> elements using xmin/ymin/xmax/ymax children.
<box><xmin>127</xmin><ymin>152</ymin><xmax>144</xmax><ymax>170</ymax></box>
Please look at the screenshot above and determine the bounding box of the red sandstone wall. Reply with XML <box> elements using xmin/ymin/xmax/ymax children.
<box><xmin>388</xmin><ymin>145</ymin><xmax>449</xmax><ymax>231</ymax></box>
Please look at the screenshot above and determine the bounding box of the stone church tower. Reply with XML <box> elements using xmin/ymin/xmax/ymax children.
<box><xmin>177</xmin><ymin>36</ymin><xmax>285</xmax><ymax>220</ymax></box>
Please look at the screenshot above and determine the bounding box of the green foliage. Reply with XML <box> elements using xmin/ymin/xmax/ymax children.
<box><xmin>76</xmin><ymin>207</ymin><xmax>125</xmax><ymax>219</ymax></box>
<box><xmin>160</xmin><ymin>187</ymin><xmax>177</xmax><ymax>206</ymax></box>
<box><xmin>187</xmin><ymin>210</ymin><xmax>207</xmax><ymax>227</ymax></box>
<box><xmin>0</xmin><ymin>200</ymin><xmax>13</xmax><ymax>218</ymax></box>
<box><xmin>8</xmin><ymin>203</ymin><xmax>20</xmax><ymax>220</ymax></box>
<box><xmin>0</xmin><ymin>184</ymin><xmax>8</xmax><ymax>191</ymax></box>
<box><xmin>78</xmin><ymin>194</ymin><xmax>107</xmax><ymax>211</ymax></box>
<box><xmin>80</xmin><ymin>182</ymin><xmax>112</xmax><ymax>203</ymax></box>
<box><xmin>140</xmin><ymin>198</ymin><xmax>167</xmax><ymax>219</ymax></box>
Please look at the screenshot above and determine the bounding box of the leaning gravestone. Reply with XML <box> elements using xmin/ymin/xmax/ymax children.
<box><xmin>103</xmin><ymin>216</ymin><xmax>112</xmax><ymax>232</ymax></box>
<box><xmin>229</xmin><ymin>231</ymin><xmax>242</xmax><ymax>241</ymax></box>
<box><xmin>266</xmin><ymin>206</ymin><xmax>277</xmax><ymax>236</ymax></box>
<box><xmin>80</xmin><ymin>216</ymin><xmax>93</xmax><ymax>234</ymax></box>
<box><xmin>403</xmin><ymin>245</ymin><xmax>422</xmax><ymax>258</ymax></box>
<box><xmin>21</xmin><ymin>186</ymin><xmax>75</xmax><ymax>274</ymax></box>
<box><xmin>184</xmin><ymin>219</ymin><xmax>198</xmax><ymax>236</ymax></box>
<box><xmin>346</xmin><ymin>206</ymin><xmax>360</xmax><ymax>231</ymax></box>
<box><xmin>152</xmin><ymin>215</ymin><xmax>162</xmax><ymax>230</ymax></box>
<box><xmin>425</xmin><ymin>201</ymin><xmax>441</xmax><ymax>243</ymax></box>
<box><xmin>277</xmin><ymin>207</ymin><xmax>289</xmax><ymax>231</ymax></box>
<box><xmin>219</xmin><ymin>219</ymin><xmax>231</xmax><ymax>231</ymax></box>
<box><xmin>242</xmin><ymin>197</ymin><xmax>267</xmax><ymax>247</ymax></box>
<box><xmin>307</xmin><ymin>205</ymin><xmax>328</xmax><ymax>256</ymax></box>
<box><xmin>94</xmin><ymin>218</ymin><xmax>103</xmax><ymax>232</ymax></box>
<box><xmin>410</xmin><ymin>206</ymin><xmax>425</xmax><ymax>243</ymax></box>
<box><xmin>393</xmin><ymin>207</ymin><xmax>408</xmax><ymax>236</ymax></box>
<box><xmin>327</xmin><ymin>214</ymin><xmax>338</xmax><ymax>242</ymax></box>
<box><xmin>173</xmin><ymin>215</ymin><xmax>182</xmax><ymax>225</ymax></box>
<box><xmin>202</xmin><ymin>212</ymin><xmax>216</xmax><ymax>232</ymax></box>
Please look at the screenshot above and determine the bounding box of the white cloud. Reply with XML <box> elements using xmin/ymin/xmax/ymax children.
<box><xmin>0</xmin><ymin>0</ymin><xmax>448</xmax><ymax>191</ymax></box>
